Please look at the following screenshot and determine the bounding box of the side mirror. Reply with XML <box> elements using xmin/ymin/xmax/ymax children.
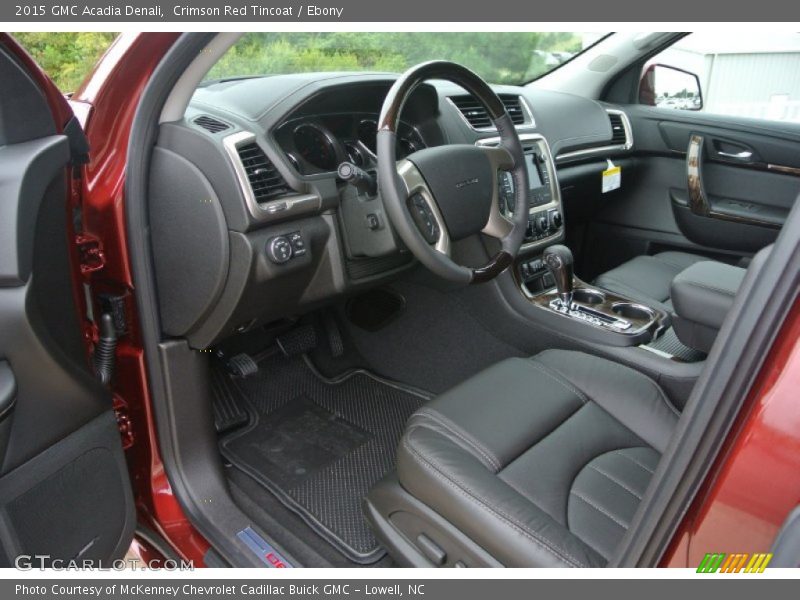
<box><xmin>639</xmin><ymin>64</ymin><xmax>703</xmax><ymax>111</ymax></box>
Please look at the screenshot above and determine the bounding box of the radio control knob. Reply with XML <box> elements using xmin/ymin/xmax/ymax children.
<box><xmin>536</xmin><ymin>216</ymin><xmax>549</xmax><ymax>233</ymax></box>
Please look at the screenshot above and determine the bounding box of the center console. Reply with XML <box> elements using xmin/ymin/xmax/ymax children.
<box><xmin>477</xmin><ymin>134</ymin><xmax>667</xmax><ymax>346</ymax></box>
<box><xmin>516</xmin><ymin>244</ymin><xmax>670</xmax><ymax>346</ymax></box>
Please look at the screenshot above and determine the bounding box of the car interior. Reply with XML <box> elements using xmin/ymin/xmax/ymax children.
<box><xmin>139</xmin><ymin>32</ymin><xmax>799</xmax><ymax>567</ymax></box>
<box><xmin>2</xmin><ymin>31</ymin><xmax>799</xmax><ymax>569</ymax></box>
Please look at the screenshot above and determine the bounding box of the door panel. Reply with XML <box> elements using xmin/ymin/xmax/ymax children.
<box><xmin>580</xmin><ymin>105</ymin><xmax>800</xmax><ymax>278</ymax></box>
<box><xmin>0</xmin><ymin>38</ymin><xmax>135</xmax><ymax>567</ymax></box>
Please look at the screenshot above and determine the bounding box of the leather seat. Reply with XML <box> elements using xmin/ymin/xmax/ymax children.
<box><xmin>593</xmin><ymin>251</ymin><xmax>706</xmax><ymax>312</ymax></box>
<box><xmin>367</xmin><ymin>350</ymin><xmax>679</xmax><ymax>567</ymax></box>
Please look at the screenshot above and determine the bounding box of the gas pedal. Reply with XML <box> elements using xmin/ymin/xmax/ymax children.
<box><xmin>276</xmin><ymin>324</ymin><xmax>317</xmax><ymax>357</ymax></box>
<box><xmin>323</xmin><ymin>312</ymin><xmax>344</xmax><ymax>358</ymax></box>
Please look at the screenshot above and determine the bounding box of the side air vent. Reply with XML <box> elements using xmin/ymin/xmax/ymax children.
<box><xmin>450</xmin><ymin>94</ymin><xmax>530</xmax><ymax>129</ymax></box>
<box><xmin>608</xmin><ymin>111</ymin><xmax>628</xmax><ymax>145</ymax></box>
<box><xmin>236</xmin><ymin>142</ymin><xmax>290</xmax><ymax>203</ymax></box>
<box><xmin>193</xmin><ymin>115</ymin><xmax>231</xmax><ymax>134</ymax></box>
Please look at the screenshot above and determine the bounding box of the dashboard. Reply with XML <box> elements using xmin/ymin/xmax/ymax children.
<box><xmin>149</xmin><ymin>72</ymin><xmax>633</xmax><ymax>349</ymax></box>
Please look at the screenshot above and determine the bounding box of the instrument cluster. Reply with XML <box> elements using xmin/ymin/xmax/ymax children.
<box><xmin>275</xmin><ymin>113</ymin><xmax>427</xmax><ymax>175</ymax></box>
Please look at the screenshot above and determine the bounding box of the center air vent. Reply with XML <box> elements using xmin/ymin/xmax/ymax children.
<box><xmin>608</xmin><ymin>112</ymin><xmax>628</xmax><ymax>145</ymax></box>
<box><xmin>450</xmin><ymin>94</ymin><xmax>530</xmax><ymax>129</ymax></box>
<box><xmin>236</xmin><ymin>142</ymin><xmax>290</xmax><ymax>203</ymax></box>
<box><xmin>193</xmin><ymin>115</ymin><xmax>231</xmax><ymax>134</ymax></box>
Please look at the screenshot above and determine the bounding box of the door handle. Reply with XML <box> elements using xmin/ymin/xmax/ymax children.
<box><xmin>684</xmin><ymin>135</ymin><xmax>782</xmax><ymax>229</ymax></box>
<box><xmin>718</xmin><ymin>149</ymin><xmax>753</xmax><ymax>160</ymax></box>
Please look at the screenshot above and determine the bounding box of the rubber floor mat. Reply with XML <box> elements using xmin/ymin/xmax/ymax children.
<box><xmin>219</xmin><ymin>353</ymin><xmax>430</xmax><ymax>563</ymax></box>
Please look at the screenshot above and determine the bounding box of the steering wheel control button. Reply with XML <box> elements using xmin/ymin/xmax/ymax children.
<box><xmin>408</xmin><ymin>193</ymin><xmax>440</xmax><ymax>244</ymax></box>
<box><xmin>267</xmin><ymin>236</ymin><xmax>293</xmax><ymax>263</ymax></box>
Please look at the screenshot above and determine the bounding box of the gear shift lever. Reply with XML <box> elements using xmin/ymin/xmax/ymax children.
<box><xmin>542</xmin><ymin>245</ymin><xmax>574</xmax><ymax>308</ymax></box>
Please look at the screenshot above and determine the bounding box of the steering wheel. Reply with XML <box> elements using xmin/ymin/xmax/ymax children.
<box><xmin>378</xmin><ymin>61</ymin><xmax>529</xmax><ymax>284</ymax></box>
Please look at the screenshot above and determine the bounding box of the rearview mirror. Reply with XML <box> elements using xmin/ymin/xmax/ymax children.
<box><xmin>639</xmin><ymin>64</ymin><xmax>703</xmax><ymax>111</ymax></box>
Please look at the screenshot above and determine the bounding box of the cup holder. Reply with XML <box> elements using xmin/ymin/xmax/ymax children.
<box><xmin>611</xmin><ymin>302</ymin><xmax>656</xmax><ymax>322</ymax></box>
<box><xmin>572</xmin><ymin>288</ymin><xmax>606</xmax><ymax>305</ymax></box>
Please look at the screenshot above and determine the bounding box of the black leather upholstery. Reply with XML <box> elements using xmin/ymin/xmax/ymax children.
<box><xmin>393</xmin><ymin>350</ymin><xmax>679</xmax><ymax>567</ymax></box>
<box><xmin>671</xmin><ymin>261</ymin><xmax>746</xmax><ymax>353</ymax></box>
<box><xmin>594</xmin><ymin>251</ymin><xmax>707</xmax><ymax>312</ymax></box>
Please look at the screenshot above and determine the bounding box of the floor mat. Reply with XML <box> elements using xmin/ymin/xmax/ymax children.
<box><xmin>644</xmin><ymin>326</ymin><xmax>706</xmax><ymax>363</ymax></box>
<box><xmin>219</xmin><ymin>353</ymin><xmax>430</xmax><ymax>563</ymax></box>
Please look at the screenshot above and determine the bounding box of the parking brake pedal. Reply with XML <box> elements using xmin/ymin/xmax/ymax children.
<box><xmin>276</xmin><ymin>324</ymin><xmax>317</xmax><ymax>357</ymax></box>
<box><xmin>210</xmin><ymin>367</ymin><xmax>249</xmax><ymax>433</ymax></box>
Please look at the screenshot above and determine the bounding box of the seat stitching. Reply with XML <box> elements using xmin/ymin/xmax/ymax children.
<box><xmin>402</xmin><ymin>437</ymin><xmax>586</xmax><ymax>567</ymax></box>
<box><xmin>613</xmin><ymin>450</ymin><xmax>655</xmax><ymax>474</ymax></box>
<box><xmin>589</xmin><ymin>465</ymin><xmax>643</xmax><ymax>500</ymax></box>
<box><xmin>594</xmin><ymin>275</ymin><xmax>658</xmax><ymax>301</ymax></box>
<box><xmin>540</xmin><ymin>354</ymin><xmax>681</xmax><ymax>419</ymax></box>
<box><xmin>570</xmin><ymin>490</ymin><xmax>629</xmax><ymax>529</ymax></box>
<box><xmin>586</xmin><ymin>356</ymin><xmax>681</xmax><ymax>419</ymax></box>
<box><xmin>527</xmin><ymin>360</ymin><xmax>588</xmax><ymax>404</ymax></box>
<box><xmin>683</xmin><ymin>280</ymin><xmax>737</xmax><ymax>297</ymax></box>
<box><xmin>412</xmin><ymin>410</ymin><xmax>501</xmax><ymax>471</ymax></box>
<box><xmin>498</xmin><ymin>402</ymin><xmax>586</xmax><ymax>472</ymax></box>
<box><xmin>630</xmin><ymin>369</ymin><xmax>682</xmax><ymax>418</ymax></box>
<box><xmin>404</xmin><ymin>438</ymin><xmax>585</xmax><ymax>567</ymax></box>
<box><xmin>652</xmin><ymin>255</ymin><xmax>700</xmax><ymax>271</ymax></box>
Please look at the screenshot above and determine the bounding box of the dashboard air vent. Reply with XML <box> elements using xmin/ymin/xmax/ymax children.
<box><xmin>194</xmin><ymin>115</ymin><xmax>231</xmax><ymax>134</ymax></box>
<box><xmin>450</xmin><ymin>94</ymin><xmax>527</xmax><ymax>129</ymax></box>
<box><xmin>608</xmin><ymin>112</ymin><xmax>628</xmax><ymax>145</ymax></box>
<box><xmin>236</xmin><ymin>142</ymin><xmax>290</xmax><ymax>203</ymax></box>
<box><xmin>500</xmin><ymin>95</ymin><xmax>526</xmax><ymax>126</ymax></box>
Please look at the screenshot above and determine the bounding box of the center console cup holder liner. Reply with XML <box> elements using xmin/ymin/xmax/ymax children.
<box><xmin>611</xmin><ymin>302</ymin><xmax>656</xmax><ymax>322</ymax></box>
<box><xmin>572</xmin><ymin>288</ymin><xmax>606</xmax><ymax>305</ymax></box>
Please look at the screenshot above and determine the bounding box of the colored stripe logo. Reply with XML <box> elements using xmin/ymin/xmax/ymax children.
<box><xmin>237</xmin><ymin>527</ymin><xmax>293</xmax><ymax>568</ymax></box>
<box><xmin>696</xmin><ymin>552</ymin><xmax>772</xmax><ymax>573</ymax></box>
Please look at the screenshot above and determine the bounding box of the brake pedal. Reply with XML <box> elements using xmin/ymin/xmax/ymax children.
<box><xmin>226</xmin><ymin>353</ymin><xmax>259</xmax><ymax>378</ymax></box>
<box><xmin>276</xmin><ymin>324</ymin><xmax>317</xmax><ymax>357</ymax></box>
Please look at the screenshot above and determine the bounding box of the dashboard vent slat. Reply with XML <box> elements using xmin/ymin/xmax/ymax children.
<box><xmin>500</xmin><ymin>96</ymin><xmax>526</xmax><ymax>126</ymax></box>
<box><xmin>608</xmin><ymin>112</ymin><xmax>628</xmax><ymax>145</ymax></box>
<box><xmin>450</xmin><ymin>94</ymin><xmax>527</xmax><ymax>129</ymax></box>
<box><xmin>193</xmin><ymin>115</ymin><xmax>231</xmax><ymax>134</ymax></box>
<box><xmin>236</xmin><ymin>142</ymin><xmax>290</xmax><ymax>203</ymax></box>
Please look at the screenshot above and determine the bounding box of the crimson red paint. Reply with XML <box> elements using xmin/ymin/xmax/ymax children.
<box><xmin>70</xmin><ymin>33</ymin><xmax>209</xmax><ymax>566</ymax></box>
<box><xmin>663</xmin><ymin>297</ymin><xmax>800</xmax><ymax>566</ymax></box>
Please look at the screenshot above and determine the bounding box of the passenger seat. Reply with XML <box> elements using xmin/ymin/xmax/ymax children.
<box><xmin>593</xmin><ymin>251</ymin><xmax>708</xmax><ymax>312</ymax></box>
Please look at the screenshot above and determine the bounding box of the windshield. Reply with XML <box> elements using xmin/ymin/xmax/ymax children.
<box><xmin>203</xmin><ymin>32</ymin><xmax>609</xmax><ymax>86</ymax></box>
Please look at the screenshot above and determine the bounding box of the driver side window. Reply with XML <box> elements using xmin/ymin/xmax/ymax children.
<box><xmin>639</xmin><ymin>32</ymin><xmax>800</xmax><ymax>124</ymax></box>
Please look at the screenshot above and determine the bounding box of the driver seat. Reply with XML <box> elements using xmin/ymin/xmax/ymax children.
<box><xmin>364</xmin><ymin>350</ymin><xmax>679</xmax><ymax>567</ymax></box>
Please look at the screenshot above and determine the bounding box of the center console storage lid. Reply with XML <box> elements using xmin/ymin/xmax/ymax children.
<box><xmin>671</xmin><ymin>261</ymin><xmax>746</xmax><ymax>353</ymax></box>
